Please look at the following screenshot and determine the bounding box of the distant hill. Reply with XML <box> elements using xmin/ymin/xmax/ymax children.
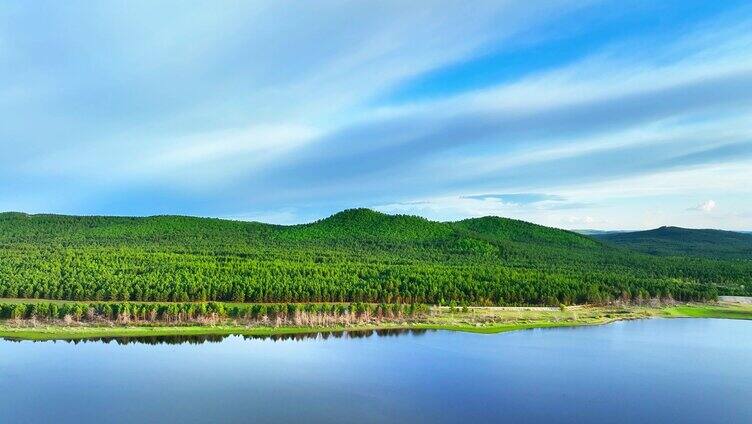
<box><xmin>573</xmin><ymin>229</ymin><xmax>630</xmax><ymax>236</ymax></box>
<box><xmin>594</xmin><ymin>226</ymin><xmax>752</xmax><ymax>259</ymax></box>
<box><xmin>0</xmin><ymin>210</ymin><xmax>750</xmax><ymax>305</ymax></box>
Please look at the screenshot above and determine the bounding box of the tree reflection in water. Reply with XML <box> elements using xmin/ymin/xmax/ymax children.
<box><xmin>3</xmin><ymin>328</ymin><xmax>432</xmax><ymax>345</ymax></box>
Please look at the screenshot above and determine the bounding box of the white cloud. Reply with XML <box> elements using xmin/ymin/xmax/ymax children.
<box><xmin>373</xmin><ymin>194</ymin><xmax>593</xmax><ymax>225</ymax></box>
<box><xmin>562</xmin><ymin>215</ymin><xmax>601</xmax><ymax>226</ymax></box>
<box><xmin>2</xmin><ymin>1</ymin><xmax>752</xmax><ymax>230</ymax></box>
<box><xmin>221</xmin><ymin>208</ymin><xmax>303</xmax><ymax>226</ymax></box>
<box><xmin>690</xmin><ymin>200</ymin><xmax>717</xmax><ymax>213</ymax></box>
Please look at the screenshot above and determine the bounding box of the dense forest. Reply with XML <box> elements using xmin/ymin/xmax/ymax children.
<box><xmin>0</xmin><ymin>209</ymin><xmax>750</xmax><ymax>306</ymax></box>
<box><xmin>596</xmin><ymin>226</ymin><xmax>752</xmax><ymax>259</ymax></box>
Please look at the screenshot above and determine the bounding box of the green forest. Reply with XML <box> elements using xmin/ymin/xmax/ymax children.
<box><xmin>596</xmin><ymin>226</ymin><xmax>752</xmax><ymax>259</ymax></box>
<box><xmin>0</xmin><ymin>209</ymin><xmax>750</xmax><ymax>306</ymax></box>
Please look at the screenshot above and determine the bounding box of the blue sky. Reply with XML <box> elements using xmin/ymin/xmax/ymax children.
<box><xmin>2</xmin><ymin>0</ymin><xmax>752</xmax><ymax>230</ymax></box>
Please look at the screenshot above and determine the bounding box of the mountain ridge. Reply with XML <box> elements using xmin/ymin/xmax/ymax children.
<box><xmin>595</xmin><ymin>226</ymin><xmax>752</xmax><ymax>259</ymax></box>
<box><xmin>0</xmin><ymin>208</ymin><xmax>749</xmax><ymax>305</ymax></box>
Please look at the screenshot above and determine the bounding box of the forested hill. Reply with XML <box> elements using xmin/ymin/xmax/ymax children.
<box><xmin>595</xmin><ymin>226</ymin><xmax>752</xmax><ymax>259</ymax></box>
<box><xmin>0</xmin><ymin>209</ymin><xmax>750</xmax><ymax>306</ymax></box>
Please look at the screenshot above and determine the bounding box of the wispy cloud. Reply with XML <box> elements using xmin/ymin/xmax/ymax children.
<box><xmin>374</xmin><ymin>193</ymin><xmax>596</xmax><ymax>225</ymax></box>
<box><xmin>461</xmin><ymin>193</ymin><xmax>565</xmax><ymax>204</ymax></box>
<box><xmin>212</xmin><ymin>10</ymin><xmax>752</xmax><ymax>220</ymax></box>
<box><xmin>689</xmin><ymin>200</ymin><xmax>717</xmax><ymax>213</ymax></box>
<box><xmin>1</xmin><ymin>1</ymin><xmax>751</xmax><ymax>229</ymax></box>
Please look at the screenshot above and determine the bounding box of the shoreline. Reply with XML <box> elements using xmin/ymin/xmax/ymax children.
<box><xmin>2</xmin><ymin>303</ymin><xmax>750</xmax><ymax>341</ymax></box>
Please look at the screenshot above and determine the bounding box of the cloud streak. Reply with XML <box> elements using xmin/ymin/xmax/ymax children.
<box><xmin>1</xmin><ymin>1</ymin><xmax>751</xmax><ymax>229</ymax></box>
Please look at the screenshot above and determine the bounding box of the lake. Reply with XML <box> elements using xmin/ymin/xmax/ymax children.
<box><xmin>1</xmin><ymin>319</ymin><xmax>750</xmax><ymax>423</ymax></box>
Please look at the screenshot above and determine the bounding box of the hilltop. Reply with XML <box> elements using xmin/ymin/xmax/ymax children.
<box><xmin>0</xmin><ymin>209</ymin><xmax>749</xmax><ymax>306</ymax></box>
<box><xmin>595</xmin><ymin>226</ymin><xmax>752</xmax><ymax>259</ymax></box>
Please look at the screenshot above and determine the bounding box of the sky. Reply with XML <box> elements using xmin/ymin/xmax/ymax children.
<box><xmin>2</xmin><ymin>0</ymin><xmax>752</xmax><ymax>230</ymax></box>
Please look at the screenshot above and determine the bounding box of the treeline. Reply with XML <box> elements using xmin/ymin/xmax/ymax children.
<box><xmin>0</xmin><ymin>209</ymin><xmax>749</xmax><ymax>306</ymax></box>
<box><xmin>0</xmin><ymin>301</ymin><xmax>429</xmax><ymax>325</ymax></box>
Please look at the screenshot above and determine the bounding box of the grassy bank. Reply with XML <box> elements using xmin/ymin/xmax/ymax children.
<box><xmin>2</xmin><ymin>303</ymin><xmax>750</xmax><ymax>341</ymax></box>
<box><xmin>662</xmin><ymin>304</ymin><xmax>752</xmax><ymax>320</ymax></box>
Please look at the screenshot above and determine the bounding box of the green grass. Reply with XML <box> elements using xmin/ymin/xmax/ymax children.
<box><xmin>662</xmin><ymin>305</ymin><xmax>752</xmax><ymax>320</ymax></box>
<box><xmin>0</xmin><ymin>321</ymin><xmax>602</xmax><ymax>341</ymax></box>
<box><xmin>3</xmin><ymin>303</ymin><xmax>749</xmax><ymax>341</ymax></box>
<box><xmin>0</xmin><ymin>325</ymin><xmax>359</xmax><ymax>341</ymax></box>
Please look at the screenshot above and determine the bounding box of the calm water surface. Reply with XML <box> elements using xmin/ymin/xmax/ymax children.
<box><xmin>1</xmin><ymin>319</ymin><xmax>751</xmax><ymax>423</ymax></box>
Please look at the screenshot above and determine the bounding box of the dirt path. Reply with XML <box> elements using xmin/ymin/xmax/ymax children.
<box><xmin>719</xmin><ymin>296</ymin><xmax>752</xmax><ymax>304</ymax></box>
<box><xmin>433</xmin><ymin>305</ymin><xmax>585</xmax><ymax>312</ymax></box>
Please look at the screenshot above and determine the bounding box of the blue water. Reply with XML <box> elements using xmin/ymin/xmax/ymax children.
<box><xmin>1</xmin><ymin>319</ymin><xmax>750</xmax><ymax>423</ymax></box>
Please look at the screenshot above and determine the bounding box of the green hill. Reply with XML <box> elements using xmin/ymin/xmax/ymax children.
<box><xmin>0</xmin><ymin>210</ymin><xmax>749</xmax><ymax>306</ymax></box>
<box><xmin>454</xmin><ymin>216</ymin><xmax>598</xmax><ymax>248</ymax></box>
<box><xmin>595</xmin><ymin>226</ymin><xmax>752</xmax><ymax>259</ymax></box>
